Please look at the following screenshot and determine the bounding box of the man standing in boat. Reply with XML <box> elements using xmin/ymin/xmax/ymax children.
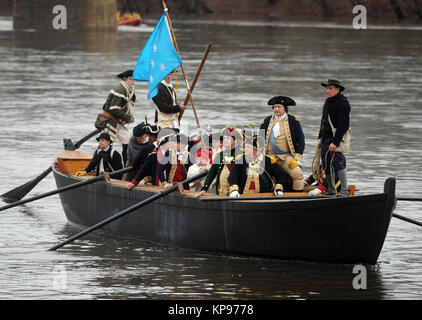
<box><xmin>228</xmin><ymin>133</ymin><xmax>285</xmax><ymax>197</ymax></box>
<box><xmin>195</xmin><ymin>127</ymin><xmax>244</xmax><ymax>197</ymax></box>
<box><xmin>75</xmin><ymin>133</ymin><xmax>124</xmax><ymax>180</ymax></box>
<box><xmin>260</xmin><ymin>96</ymin><xmax>305</xmax><ymax>191</ymax></box>
<box><xmin>152</xmin><ymin>70</ymin><xmax>187</xmax><ymax>129</ymax></box>
<box><xmin>99</xmin><ymin>70</ymin><xmax>136</xmax><ymax>165</ymax></box>
<box><xmin>317</xmin><ymin>79</ymin><xmax>351</xmax><ymax>196</ymax></box>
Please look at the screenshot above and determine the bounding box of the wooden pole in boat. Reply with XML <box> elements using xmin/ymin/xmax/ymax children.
<box><xmin>1</xmin><ymin>128</ymin><xmax>101</xmax><ymax>203</ymax></box>
<box><xmin>178</xmin><ymin>41</ymin><xmax>213</xmax><ymax>122</ymax></box>
<box><xmin>162</xmin><ymin>1</ymin><xmax>201</xmax><ymax>129</ymax></box>
<box><xmin>47</xmin><ymin>170</ymin><xmax>209</xmax><ymax>251</ymax></box>
<box><xmin>0</xmin><ymin>167</ymin><xmax>134</xmax><ymax>212</ymax></box>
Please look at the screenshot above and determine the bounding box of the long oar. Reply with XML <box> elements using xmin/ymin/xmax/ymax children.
<box><xmin>0</xmin><ymin>167</ymin><xmax>133</xmax><ymax>212</ymax></box>
<box><xmin>393</xmin><ymin>214</ymin><xmax>422</xmax><ymax>227</ymax></box>
<box><xmin>397</xmin><ymin>197</ymin><xmax>422</xmax><ymax>202</ymax></box>
<box><xmin>1</xmin><ymin>129</ymin><xmax>101</xmax><ymax>203</ymax></box>
<box><xmin>48</xmin><ymin>170</ymin><xmax>208</xmax><ymax>251</ymax></box>
<box><xmin>178</xmin><ymin>41</ymin><xmax>213</xmax><ymax>122</ymax></box>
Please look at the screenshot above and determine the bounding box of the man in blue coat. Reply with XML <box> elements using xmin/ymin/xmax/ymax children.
<box><xmin>318</xmin><ymin>79</ymin><xmax>351</xmax><ymax>196</ymax></box>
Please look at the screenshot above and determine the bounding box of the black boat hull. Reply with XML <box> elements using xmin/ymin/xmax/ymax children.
<box><xmin>53</xmin><ymin>167</ymin><xmax>396</xmax><ymax>264</ymax></box>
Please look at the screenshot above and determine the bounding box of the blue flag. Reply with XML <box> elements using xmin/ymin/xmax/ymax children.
<box><xmin>133</xmin><ymin>10</ymin><xmax>183</xmax><ymax>99</ymax></box>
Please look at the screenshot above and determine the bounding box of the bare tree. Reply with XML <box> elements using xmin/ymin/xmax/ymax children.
<box><xmin>314</xmin><ymin>0</ymin><xmax>334</xmax><ymax>18</ymax></box>
<box><xmin>389</xmin><ymin>0</ymin><xmax>406</xmax><ymax>20</ymax></box>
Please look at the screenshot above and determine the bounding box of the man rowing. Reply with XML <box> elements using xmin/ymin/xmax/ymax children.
<box><xmin>195</xmin><ymin>127</ymin><xmax>244</xmax><ymax>197</ymax></box>
<box><xmin>126</xmin><ymin>128</ymin><xmax>178</xmax><ymax>189</ymax></box>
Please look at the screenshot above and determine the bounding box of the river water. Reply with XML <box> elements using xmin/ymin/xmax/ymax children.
<box><xmin>0</xmin><ymin>14</ymin><xmax>421</xmax><ymax>300</ymax></box>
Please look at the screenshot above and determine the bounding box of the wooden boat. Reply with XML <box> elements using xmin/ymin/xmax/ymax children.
<box><xmin>53</xmin><ymin>151</ymin><xmax>397</xmax><ymax>265</ymax></box>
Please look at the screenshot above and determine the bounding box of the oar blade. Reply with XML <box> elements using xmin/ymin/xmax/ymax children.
<box><xmin>1</xmin><ymin>167</ymin><xmax>52</xmax><ymax>203</ymax></box>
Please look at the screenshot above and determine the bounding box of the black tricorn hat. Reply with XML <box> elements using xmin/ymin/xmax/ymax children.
<box><xmin>321</xmin><ymin>79</ymin><xmax>345</xmax><ymax>92</ymax></box>
<box><xmin>116</xmin><ymin>70</ymin><xmax>133</xmax><ymax>79</ymax></box>
<box><xmin>96</xmin><ymin>132</ymin><xmax>112</xmax><ymax>142</ymax></box>
<box><xmin>144</xmin><ymin>124</ymin><xmax>159</xmax><ymax>136</ymax></box>
<box><xmin>268</xmin><ymin>96</ymin><xmax>296</xmax><ymax>107</ymax></box>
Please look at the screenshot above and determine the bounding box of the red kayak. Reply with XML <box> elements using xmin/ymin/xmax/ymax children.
<box><xmin>118</xmin><ymin>18</ymin><xmax>142</xmax><ymax>26</ymax></box>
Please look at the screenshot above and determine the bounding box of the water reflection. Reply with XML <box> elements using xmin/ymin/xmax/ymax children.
<box><xmin>53</xmin><ymin>225</ymin><xmax>386</xmax><ymax>299</ymax></box>
<box><xmin>11</xmin><ymin>30</ymin><xmax>117</xmax><ymax>53</ymax></box>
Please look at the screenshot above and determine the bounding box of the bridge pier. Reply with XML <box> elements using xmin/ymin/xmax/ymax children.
<box><xmin>13</xmin><ymin>0</ymin><xmax>117</xmax><ymax>31</ymax></box>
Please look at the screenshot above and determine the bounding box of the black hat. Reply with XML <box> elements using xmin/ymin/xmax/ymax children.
<box><xmin>144</xmin><ymin>124</ymin><xmax>159</xmax><ymax>136</ymax></box>
<box><xmin>321</xmin><ymin>79</ymin><xmax>345</xmax><ymax>92</ymax></box>
<box><xmin>96</xmin><ymin>132</ymin><xmax>112</xmax><ymax>142</ymax></box>
<box><xmin>116</xmin><ymin>70</ymin><xmax>133</xmax><ymax>79</ymax></box>
<box><xmin>268</xmin><ymin>96</ymin><xmax>296</xmax><ymax>107</ymax></box>
<box><xmin>133</xmin><ymin>122</ymin><xmax>147</xmax><ymax>137</ymax></box>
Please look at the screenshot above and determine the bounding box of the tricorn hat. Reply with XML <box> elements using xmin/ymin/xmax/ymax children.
<box><xmin>268</xmin><ymin>96</ymin><xmax>296</xmax><ymax>107</ymax></box>
<box><xmin>144</xmin><ymin>124</ymin><xmax>159</xmax><ymax>136</ymax></box>
<box><xmin>321</xmin><ymin>79</ymin><xmax>345</xmax><ymax>92</ymax></box>
<box><xmin>96</xmin><ymin>132</ymin><xmax>112</xmax><ymax>142</ymax></box>
<box><xmin>116</xmin><ymin>70</ymin><xmax>133</xmax><ymax>79</ymax></box>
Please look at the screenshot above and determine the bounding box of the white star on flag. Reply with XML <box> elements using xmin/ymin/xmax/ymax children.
<box><xmin>133</xmin><ymin>10</ymin><xmax>183</xmax><ymax>99</ymax></box>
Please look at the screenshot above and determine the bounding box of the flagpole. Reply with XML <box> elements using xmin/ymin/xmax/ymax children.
<box><xmin>162</xmin><ymin>1</ymin><xmax>201</xmax><ymax>129</ymax></box>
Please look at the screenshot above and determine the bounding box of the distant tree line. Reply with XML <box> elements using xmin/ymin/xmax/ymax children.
<box><xmin>117</xmin><ymin>0</ymin><xmax>422</xmax><ymax>20</ymax></box>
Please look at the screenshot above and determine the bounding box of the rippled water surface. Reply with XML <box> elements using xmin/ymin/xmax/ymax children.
<box><xmin>0</xmin><ymin>15</ymin><xmax>421</xmax><ymax>299</ymax></box>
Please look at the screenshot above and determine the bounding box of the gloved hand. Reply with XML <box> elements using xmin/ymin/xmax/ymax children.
<box><xmin>288</xmin><ymin>159</ymin><xmax>298</xmax><ymax>169</ymax></box>
<box><xmin>308</xmin><ymin>188</ymin><xmax>322</xmax><ymax>197</ymax></box>
<box><xmin>75</xmin><ymin>170</ymin><xmax>87</xmax><ymax>176</ymax></box>
<box><xmin>230</xmin><ymin>190</ymin><xmax>240</xmax><ymax>198</ymax></box>
<box><xmin>274</xmin><ymin>189</ymin><xmax>283</xmax><ymax>197</ymax></box>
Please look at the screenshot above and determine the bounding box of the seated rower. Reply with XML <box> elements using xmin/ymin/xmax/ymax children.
<box><xmin>126</xmin><ymin>121</ymin><xmax>149</xmax><ymax>181</ymax></box>
<box><xmin>126</xmin><ymin>128</ymin><xmax>177</xmax><ymax>189</ymax></box>
<box><xmin>228</xmin><ymin>133</ymin><xmax>285</xmax><ymax>198</ymax></box>
<box><xmin>76</xmin><ymin>133</ymin><xmax>124</xmax><ymax>180</ymax></box>
<box><xmin>195</xmin><ymin>126</ymin><xmax>244</xmax><ymax>198</ymax></box>
<box><xmin>157</xmin><ymin>133</ymin><xmax>193</xmax><ymax>190</ymax></box>
<box><xmin>187</xmin><ymin>149</ymin><xmax>212</xmax><ymax>192</ymax></box>
<box><xmin>128</xmin><ymin>123</ymin><xmax>159</xmax><ymax>181</ymax></box>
